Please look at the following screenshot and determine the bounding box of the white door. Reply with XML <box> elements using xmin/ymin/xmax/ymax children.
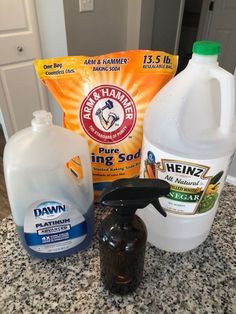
<box><xmin>198</xmin><ymin>0</ymin><xmax>236</xmax><ymax>73</ymax></box>
<box><xmin>0</xmin><ymin>0</ymin><xmax>49</xmax><ymax>138</ymax></box>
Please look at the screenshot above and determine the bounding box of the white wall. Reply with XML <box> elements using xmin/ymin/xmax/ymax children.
<box><xmin>126</xmin><ymin>0</ymin><xmax>142</xmax><ymax>50</ymax></box>
<box><xmin>35</xmin><ymin>0</ymin><xmax>68</xmax><ymax>125</ymax></box>
<box><xmin>139</xmin><ymin>0</ymin><xmax>155</xmax><ymax>49</ymax></box>
<box><xmin>63</xmin><ymin>0</ymin><xmax>128</xmax><ymax>55</ymax></box>
<box><xmin>63</xmin><ymin>0</ymin><xmax>153</xmax><ymax>54</ymax></box>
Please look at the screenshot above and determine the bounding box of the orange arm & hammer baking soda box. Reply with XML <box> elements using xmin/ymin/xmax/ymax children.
<box><xmin>35</xmin><ymin>51</ymin><xmax>178</xmax><ymax>199</ymax></box>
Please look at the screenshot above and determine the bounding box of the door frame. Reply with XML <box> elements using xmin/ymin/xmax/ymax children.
<box><xmin>197</xmin><ymin>0</ymin><xmax>214</xmax><ymax>40</ymax></box>
<box><xmin>0</xmin><ymin>108</ymin><xmax>8</xmax><ymax>141</ymax></box>
<box><xmin>34</xmin><ymin>0</ymin><xmax>68</xmax><ymax>126</ymax></box>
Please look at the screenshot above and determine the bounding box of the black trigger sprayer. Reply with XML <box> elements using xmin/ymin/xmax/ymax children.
<box><xmin>99</xmin><ymin>178</ymin><xmax>170</xmax><ymax>295</ymax></box>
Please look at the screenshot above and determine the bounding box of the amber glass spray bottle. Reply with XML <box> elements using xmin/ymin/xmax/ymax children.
<box><xmin>99</xmin><ymin>178</ymin><xmax>170</xmax><ymax>295</ymax></box>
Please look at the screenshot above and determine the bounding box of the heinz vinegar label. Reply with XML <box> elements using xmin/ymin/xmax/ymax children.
<box><xmin>140</xmin><ymin>136</ymin><xmax>233</xmax><ymax>215</ymax></box>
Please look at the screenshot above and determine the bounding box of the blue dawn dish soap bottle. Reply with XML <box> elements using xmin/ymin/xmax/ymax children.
<box><xmin>4</xmin><ymin>110</ymin><xmax>94</xmax><ymax>259</ymax></box>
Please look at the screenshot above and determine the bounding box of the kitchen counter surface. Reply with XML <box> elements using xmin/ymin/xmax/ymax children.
<box><xmin>0</xmin><ymin>184</ymin><xmax>235</xmax><ymax>314</ymax></box>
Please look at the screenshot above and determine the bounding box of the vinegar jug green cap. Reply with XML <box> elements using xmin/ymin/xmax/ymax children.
<box><xmin>192</xmin><ymin>41</ymin><xmax>221</xmax><ymax>55</ymax></box>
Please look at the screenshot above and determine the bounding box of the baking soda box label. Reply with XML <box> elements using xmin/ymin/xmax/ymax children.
<box><xmin>35</xmin><ymin>51</ymin><xmax>178</xmax><ymax>198</ymax></box>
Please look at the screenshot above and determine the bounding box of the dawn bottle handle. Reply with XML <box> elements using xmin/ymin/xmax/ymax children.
<box><xmin>76</xmin><ymin>136</ymin><xmax>93</xmax><ymax>196</ymax></box>
<box><xmin>209</xmin><ymin>67</ymin><xmax>235</xmax><ymax>134</ymax></box>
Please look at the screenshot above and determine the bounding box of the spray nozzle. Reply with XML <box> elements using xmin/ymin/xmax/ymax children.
<box><xmin>99</xmin><ymin>178</ymin><xmax>170</xmax><ymax>217</ymax></box>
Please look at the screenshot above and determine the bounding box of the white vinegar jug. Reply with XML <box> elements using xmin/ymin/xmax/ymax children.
<box><xmin>138</xmin><ymin>41</ymin><xmax>236</xmax><ymax>252</ymax></box>
<box><xmin>4</xmin><ymin>111</ymin><xmax>94</xmax><ymax>259</ymax></box>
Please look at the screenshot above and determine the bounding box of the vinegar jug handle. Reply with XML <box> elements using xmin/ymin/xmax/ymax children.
<box><xmin>208</xmin><ymin>67</ymin><xmax>235</xmax><ymax>134</ymax></box>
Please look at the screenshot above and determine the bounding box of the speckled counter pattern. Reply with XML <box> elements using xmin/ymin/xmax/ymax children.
<box><xmin>0</xmin><ymin>184</ymin><xmax>235</xmax><ymax>314</ymax></box>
